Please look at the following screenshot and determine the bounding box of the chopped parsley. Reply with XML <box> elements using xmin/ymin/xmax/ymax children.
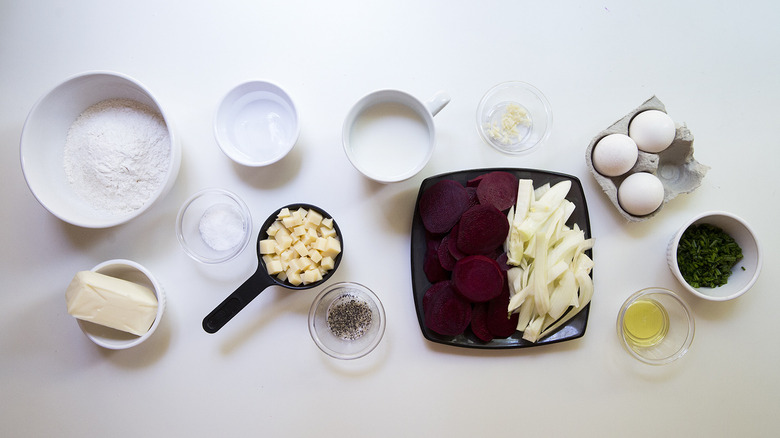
<box><xmin>676</xmin><ymin>224</ymin><xmax>743</xmax><ymax>288</ymax></box>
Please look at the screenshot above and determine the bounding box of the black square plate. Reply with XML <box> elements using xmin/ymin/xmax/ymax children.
<box><xmin>410</xmin><ymin>168</ymin><xmax>593</xmax><ymax>349</ymax></box>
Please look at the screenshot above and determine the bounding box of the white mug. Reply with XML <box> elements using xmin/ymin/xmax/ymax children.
<box><xmin>342</xmin><ymin>89</ymin><xmax>450</xmax><ymax>183</ymax></box>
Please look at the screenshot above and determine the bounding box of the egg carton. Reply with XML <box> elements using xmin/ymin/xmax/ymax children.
<box><xmin>585</xmin><ymin>96</ymin><xmax>710</xmax><ymax>222</ymax></box>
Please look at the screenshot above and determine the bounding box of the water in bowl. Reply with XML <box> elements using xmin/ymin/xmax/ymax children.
<box><xmin>229</xmin><ymin>92</ymin><xmax>296</xmax><ymax>160</ymax></box>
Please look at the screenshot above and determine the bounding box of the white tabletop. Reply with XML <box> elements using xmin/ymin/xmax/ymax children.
<box><xmin>2</xmin><ymin>1</ymin><xmax>778</xmax><ymax>436</ymax></box>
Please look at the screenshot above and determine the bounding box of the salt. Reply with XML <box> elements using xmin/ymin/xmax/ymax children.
<box><xmin>198</xmin><ymin>203</ymin><xmax>246</xmax><ymax>251</ymax></box>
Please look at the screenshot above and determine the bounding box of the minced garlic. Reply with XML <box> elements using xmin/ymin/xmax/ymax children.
<box><xmin>487</xmin><ymin>103</ymin><xmax>530</xmax><ymax>145</ymax></box>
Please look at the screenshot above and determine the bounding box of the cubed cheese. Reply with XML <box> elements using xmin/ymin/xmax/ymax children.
<box><xmin>321</xmin><ymin>236</ymin><xmax>341</xmax><ymax>259</ymax></box>
<box><xmin>266</xmin><ymin>260</ymin><xmax>284</xmax><ymax>275</ymax></box>
<box><xmin>293</xmin><ymin>241</ymin><xmax>309</xmax><ymax>257</ymax></box>
<box><xmin>262</xmin><ymin>208</ymin><xmax>340</xmax><ymax>284</ymax></box>
<box><xmin>259</xmin><ymin>239</ymin><xmax>277</xmax><ymax>254</ymax></box>
<box><xmin>320</xmin><ymin>256</ymin><xmax>335</xmax><ymax>271</ymax></box>
<box><xmin>319</xmin><ymin>225</ymin><xmax>337</xmax><ymax>238</ymax></box>
<box><xmin>274</xmin><ymin>227</ymin><xmax>293</xmax><ymax>250</ymax></box>
<box><xmin>305</xmin><ymin>210</ymin><xmax>323</xmax><ymax>227</ymax></box>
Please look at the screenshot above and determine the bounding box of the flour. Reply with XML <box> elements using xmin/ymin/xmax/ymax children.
<box><xmin>63</xmin><ymin>98</ymin><xmax>171</xmax><ymax>214</ymax></box>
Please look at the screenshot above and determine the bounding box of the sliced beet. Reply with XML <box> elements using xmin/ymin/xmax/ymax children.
<box><xmin>424</xmin><ymin>282</ymin><xmax>472</xmax><ymax>336</ymax></box>
<box><xmin>423</xmin><ymin>280</ymin><xmax>450</xmax><ymax>312</ymax></box>
<box><xmin>486</xmin><ymin>281</ymin><xmax>519</xmax><ymax>338</ymax></box>
<box><xmin>447</xmin><ymin>223</ymin><xmax>467</xmax><ymax>260</ymax></box>
<box><xmin>466</xmin><ymin>175</ymin><xmax>486</xmax><ymax>187</ymax></box>
<box><xmin>456</xmin><ymin>204</ymin><xmax>510</xmax><ymax>255</ymax></box>
<box><xmin>423</xmin><ymin>239</ymin><xmax>449</xmax><ymax>283</ymax></box>
<box><xmin>452</xmin><ymin>255</ymin><xmax>504</xmax><ymax>303</ymax></box>
<box><xmin>437</xmin><ymin>234</ymin><xmax>457</xmax><ymax>271</ymax></box>
<box><xmin>470</xmin><ymin>303</ymin><xmax>493</xmax><ymax>343</ymax></box>
<box><xmin>475</xmin><ymin>171</ymin><xmax>518</xmax><ymax>212</ymax></box>
<box><xmin>495</xmin><ymin>252</ymin><xmax>511</xmax><ymax>272</ymax></box>
<box><xmin>465</xmin><ymin>186</ymin><xmax>480</xmax><ymax>208</ymax></box>
<box><xmin>419</xmin><ymin>180</ymin><xmax>469</xmax><ymax>234</ymax></box>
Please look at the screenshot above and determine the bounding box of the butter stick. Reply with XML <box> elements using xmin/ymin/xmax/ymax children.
<box><xmin>65</xmin><ymin>271</ymin><xmax>158</xmax><ymax>336</ymax></box>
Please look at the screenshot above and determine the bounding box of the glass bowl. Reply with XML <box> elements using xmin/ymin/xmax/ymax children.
<box><xmin>476</xmin><ymin>81</ymin><xmax>552</xmax><ymax>154</ymax></box>
<box><xmin>176</xmin><ymin>188</ymin><xmax>252</xmax><ymax>264</ymax></box>
<box><xmin>617</xmin><ymin>287</ymin><xmax>695</xmax><ymax>365</ymax></box>
<box><xmin>308</xmin><ymin>282</ymin><xmax>386</xmax><ymax>360</ymax></box>
<box><xmin>667</xmin><ymin>211</ymin><xmax>762</xmax><ymax>301</ymax></box>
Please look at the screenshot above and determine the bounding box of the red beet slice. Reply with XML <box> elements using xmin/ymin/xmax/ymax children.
<box><xmin>424</xmin><ymin>239</ymin><xmax>449</xmax><ymax>283</ymax></box>
<box><xmin>466</xmin><ymin>175</ymin><xmax>486</xmax><ymax>187</ymax></box>
<box><xmin>424</xmin><ymin>282</ymin><xmax>472</xmax><ymax>336</ymax></box>
<box><xmin>419</xmin><ymin>180</ymin><xmax>469</xmax><ymax>234</ymax></box>
<box><xmin>452</xmin><ymin>255</ymin><xmax>504</xmax><ymax>303</ymax></box>
<box><xmin>495</xmin><ymin>252</ymin><xmax>511</xmax><ymax>272</ymax></box>
<box><xmin>456</xmin><ymin>205</ymin><xmax>510</xmax><ymax>255</ymax></box>
<box><xmin>486</xmin><ymin>282</ymin><xmax>519</xmax><ymax>338</ymax></box>
<box><xmin>470</xmin><ymin>303</ymin><xmax>493</xmax><ymax>343</ymax></box>
<box><xmin>437</xmin><ymin>234</ymin><xmax>457</xmax><ymax>271</ymax></box>
<box><xmin>423</xmin><ymin>281</ymin><xmax>450</xmax><ymax>312</ymax></box>
<box><xmin>465</xmin><ymin>186</ymin><xmax>480</xmax><ymax>208</ymax></box>
<box><xmin>475</xmin><ymin>171</ymin><xmax>518</xmax><ymax>212</ymax></box>
<box><xmin>447</xmin><ymin>223</ymin><xmax>467</xmax><ymax>260</ymax></box>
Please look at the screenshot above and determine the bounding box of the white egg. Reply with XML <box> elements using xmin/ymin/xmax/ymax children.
<box><xmin>629</xmin><ymin>110</ymin><xmax>676</xmax><ymax>153</ymax></box>
<box><xmin>618</xmin><ymin>172</ymin><xmax>665</xmax><ymax>216</ymax></box>
<box><xmin>592</xmin><ymin>134</ymin><xmax>638</xmax><ymax>177</ymax></box>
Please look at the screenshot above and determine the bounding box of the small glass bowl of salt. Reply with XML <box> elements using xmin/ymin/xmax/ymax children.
<box><xmin>176</xmin><ymin>188</ymin><xmax>252</xmax><ymax>264</ymax></box>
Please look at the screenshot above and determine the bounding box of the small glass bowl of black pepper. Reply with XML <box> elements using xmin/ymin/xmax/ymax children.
<box><xmin>308</xmin><ymin>282</ymin><xmax>386</xmax><ymax>360</ymax></box>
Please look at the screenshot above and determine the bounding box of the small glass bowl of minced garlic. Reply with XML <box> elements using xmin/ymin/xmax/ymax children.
<box><xmin>308</xmin><ymin>282</ymin><xmax>386</xmax><ymax>360</ymax></box>
<box><xmin>476</xmin><ymin>81</ymin><xmax>552</xmax><ymax>155</ymax></box>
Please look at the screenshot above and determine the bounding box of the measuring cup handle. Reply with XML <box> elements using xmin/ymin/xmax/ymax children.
<box><xmin>202</xmin><ymin>268</ymin><xmax>274</xmax><ymax>333</ymax></box>
<box><xmin>425</xmin><ymin>90</ymin><xmax>451</xmax><ymax>117</ymax></box>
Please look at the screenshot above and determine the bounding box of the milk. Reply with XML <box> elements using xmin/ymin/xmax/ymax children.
<box><xmin>348</xmin><ymin>102</ymin><xmax>431</xmax><ymax>180</ymax></box>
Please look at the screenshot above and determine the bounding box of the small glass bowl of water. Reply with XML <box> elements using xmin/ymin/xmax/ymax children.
<box><xmin>617</xmin><ymin>287</ymin><xmax>695</xmax><ymax>365</ymax></box>
<box><xmin>476</xmin><ymin>81</ymin><xmax>552</xmax><ymax>155</ymax></box>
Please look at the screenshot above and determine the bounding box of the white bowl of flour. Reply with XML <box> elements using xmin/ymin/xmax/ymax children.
<box><xmin>20</xmin><ymin>71</ymin><xmax>181</xmax><ymax>228</ymax></box>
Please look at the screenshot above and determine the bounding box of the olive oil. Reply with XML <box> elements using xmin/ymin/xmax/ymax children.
<box><xmin>623</xmin><ymin>299</ymin><xmax>669</xmax><ymax>347</ymax></box>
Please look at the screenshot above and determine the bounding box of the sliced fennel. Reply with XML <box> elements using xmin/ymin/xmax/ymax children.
<box><xmin>505</xmin><ymin>179</ymin><xmax>594</xmax><ymax>343</ymax></box>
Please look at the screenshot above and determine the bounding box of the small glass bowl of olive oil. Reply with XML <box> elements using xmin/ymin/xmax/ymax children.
<box><xmin>617</xmin><ymin>288</ymin><xmax>695</xmax><ymax>365</ymax></box>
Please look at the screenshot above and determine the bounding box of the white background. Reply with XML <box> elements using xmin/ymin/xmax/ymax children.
<box><xmin>2</xmin><ymin>1</ymin><xmax>778</xmax><ymax>436</ymax></box>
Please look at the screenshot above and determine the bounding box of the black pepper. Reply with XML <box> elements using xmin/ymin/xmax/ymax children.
<box><xmin>327</xmin><ymin>294</ymin><xmax>373</xmax><ymax>340</ymax></box>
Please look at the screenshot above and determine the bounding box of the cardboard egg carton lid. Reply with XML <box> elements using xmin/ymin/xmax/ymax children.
<box><xmin>585</xmin><ymin>96</ymin><xmax>710</xmax><ymax>222</ymax></box>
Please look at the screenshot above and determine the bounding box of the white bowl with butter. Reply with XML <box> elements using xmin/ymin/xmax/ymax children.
<box><xmin>66</xmin><ymin>259</ymin><xmax>166</xmax><ymax>349</ymax></box>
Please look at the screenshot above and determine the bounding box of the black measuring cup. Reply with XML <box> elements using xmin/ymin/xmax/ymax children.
<box><xmin>202</xmin><ymin>203</ymin><xmax>343</xmax><ymax>334</ymax></box>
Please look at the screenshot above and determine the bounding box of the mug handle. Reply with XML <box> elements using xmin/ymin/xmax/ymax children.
<box><xmin>425</xmin><ymin>91</ymin><xmax>451</xmax><ymax>117</ymax></box>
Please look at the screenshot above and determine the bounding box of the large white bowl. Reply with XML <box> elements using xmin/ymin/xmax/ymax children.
<box><xmin>667</xmin><ymin>211</ymin><xmax>762</xmax><ymax>301</ymax></box>
<box><xmin>20</xmin><ymin>71</ymin><xmax>181</xmax><ymax>228</ymax></box>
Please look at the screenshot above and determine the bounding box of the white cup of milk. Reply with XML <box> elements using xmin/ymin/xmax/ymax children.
<box><xmin>343</xmin><ymin>89</ymin><xmax>450</xmax><ymax>183</ymax></box>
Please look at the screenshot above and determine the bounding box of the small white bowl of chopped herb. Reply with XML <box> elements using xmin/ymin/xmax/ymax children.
<box><xmin>667</xmin><ymin>211</ymin><xmax>762</xmax><ymax>301</ymax></box>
